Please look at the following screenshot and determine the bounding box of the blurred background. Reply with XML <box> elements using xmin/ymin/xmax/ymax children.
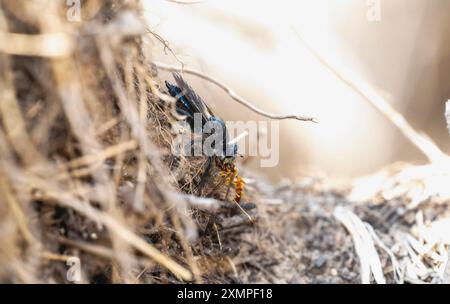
<box><xmin>144</xmin><ymin>0</ymin><xmax>450</xmax><ymax>182</ymax></box>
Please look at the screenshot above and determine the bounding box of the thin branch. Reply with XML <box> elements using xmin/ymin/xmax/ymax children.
<box><xmin>147</xmin><ymin>30</ymin><xmax>185</xmax><ymax>68</ymax></box>
<box><xmin>168</xmin><ymin>192</ymin><xmax>221</xmax><ymax>211</ymax></box>
<box><xmin>153</xmin><ymin>61</ymin><xmax>318</xmax><ymax>123</ymax></box>
<box><xmin>334</xmin><ymin>207</ymin><xmax>386</xmax><ymax>284</ymax></box>
<box><xmin>0</xmin><ymin>32</ymin><xmax>73</xmax><ymax>57</ymax></box>
<box><xmin>0</xmin><ymin>11</ymin><xmax>46</xmax><ymax>165</ymax></box>
<box><xmin>0</xmin><ymin>175</ymin><xmax>33</xmax><ymax>243</ymax></box>
<box><xmin>65</xmin><ymin>140</ymin><xmax>138</xmax><ymax>169</ymax></box>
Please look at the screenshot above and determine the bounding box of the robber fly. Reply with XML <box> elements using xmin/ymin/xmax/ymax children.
<box><xmin>165</xmin><ymin>73</ymin><xmax>245</xmax><ymax>203</ymax></box>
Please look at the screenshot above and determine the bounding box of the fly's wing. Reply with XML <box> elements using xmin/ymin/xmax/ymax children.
<box><xmin>165</xmin><ymin>80</ymin><xmax>194</xmax><ymax>119</ymax></box>
<box><xmin>172</xmin><ymin>72</ymin><xmax>212</xmax><ymax>123</ymax></box>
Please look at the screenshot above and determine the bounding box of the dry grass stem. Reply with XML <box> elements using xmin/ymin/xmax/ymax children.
<box><xmin>153</xmin><ymin>61</ymin><xmax>318</xmax><ymax>123</ymax></box>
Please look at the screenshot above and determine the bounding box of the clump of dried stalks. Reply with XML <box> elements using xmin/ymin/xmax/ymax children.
<box><xmin>0</xmin><ymin>0</ymin><xmax>261</xmax><ymax>283</ymax></box>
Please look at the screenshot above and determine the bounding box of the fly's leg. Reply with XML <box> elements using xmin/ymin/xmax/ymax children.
<box><xmin>196</xmin><ymin>156</ymin><xmax>213</xmax><ymax>196</ymax></box>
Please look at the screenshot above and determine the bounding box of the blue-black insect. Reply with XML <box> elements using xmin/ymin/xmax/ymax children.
<box><xmin>165</xmin><ymin>73</ymin><xmax>238</xmax><ymax>162</ymax></box>
<box><xmin>165</xmin><ymin>73</ymin><xmax>244</xmax><ymax>203</ymax></box>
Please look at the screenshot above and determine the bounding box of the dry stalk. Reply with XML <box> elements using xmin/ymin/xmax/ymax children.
<box><xmin>153</xmin><ymin>61</ymin><xmax>318</xmax><ymax>123</ymax></box>
<box><xmin>334</xmin><ymin>207</ymin><xmax>386</xmax><ymax>284</ymax></box>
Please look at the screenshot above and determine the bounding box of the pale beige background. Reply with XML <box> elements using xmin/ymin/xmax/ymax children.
<box><xmin>144</xmin><ymin>0</ymin><xmax>450</xmax><ymax>181</ymax></box>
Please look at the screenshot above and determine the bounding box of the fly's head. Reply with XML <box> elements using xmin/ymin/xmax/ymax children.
<box><xmin>207</xmin><ymin>116</ymin><xmax>238</xmax><ymax>165</ymax></box>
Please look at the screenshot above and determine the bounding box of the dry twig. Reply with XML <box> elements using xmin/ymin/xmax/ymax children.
<box><xmin>153</xmin><ymin>61</ymin><xmax>318</xmax><ymax>123</ymax></box>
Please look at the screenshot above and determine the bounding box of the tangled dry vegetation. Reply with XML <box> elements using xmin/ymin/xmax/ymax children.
<box><xmin>0</xmin><ymin>0</ymin><xmax>449</xmax><ymax>284</ymax></box>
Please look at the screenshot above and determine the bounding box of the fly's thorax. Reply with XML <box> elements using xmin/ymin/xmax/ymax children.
<box><xmin>166</xmin><ymin>73</ymin><xmax>239</xmax><ymax>160</ymax></box>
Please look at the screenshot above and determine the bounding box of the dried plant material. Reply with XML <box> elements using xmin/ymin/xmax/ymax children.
<box><xmin>334</xmin><ymin>207</ymin><xmax>386</xmax><ymax>284</ymax></box>
<box><xmin>167</xmin><ymin>193</ymin><xmax>221</xmax><ymax>211</ymax></box>
<box><xmin>416</xmin><ymin>217</ymin><xmax>450</xmax><ymax>247</ymax></box>
<box><xmin>350</xmin><ymin>162</ymin><xmax>450</xmax><ymax>208</ymax></box>
<box><xmin>0</xmin><ymin>32</ymin><xmax>73</xmax><ymax>57</ymax></box>
<box><xmin>0</xmin><ymin>0</ymin><xmax>277</xmax><ymax>283</ymax></box>
<box><xmin>365</xmin><ymin>224</ymin><xmax>402</xmax><ymax>283</ymax></box>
